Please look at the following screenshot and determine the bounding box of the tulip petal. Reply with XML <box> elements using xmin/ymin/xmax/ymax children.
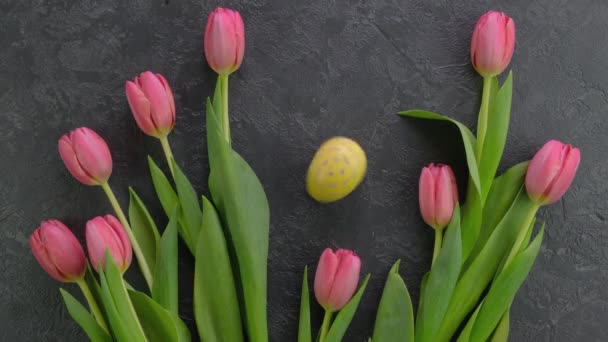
<box><xmin>419</xmin><ymin>166</ymin><xmax>437</xmax><ymax>228</ymax></box>
<box><xmin>327</xmin><ymin>250</ymin><xmax>361</xmax><ymax>310</ymax></box>
<box><xmin>314</xmin><ymin>248</ymin><xmax>339</xmax><ymax>308</ymax></box>
<box><xmin>140</xmin><ymin>72</ymin><xmax>173</xmax><ymax>135</ymax></box>
<box><xmin>525</xmin><ymin>140</ymin><xmax>562</xmax><ymax>201</ymax></box>
<box><xmin>544</xmin><ymin>146</ymin><xmax>580</xmax><ymax>204</ymax></box>
<box><xmin>126</xmin><ymin>80</ymin><xmax>156</xmax><ymax>135</ymax></box>
<box><xmin>434</xmin><ymin>166</ymin><xmax>457</xmax><ymax>228</ymax></box>
<box><xmin>71</xmin><ymin>128</ymin><xmax>112</xmax><ymax>184</ymax></box>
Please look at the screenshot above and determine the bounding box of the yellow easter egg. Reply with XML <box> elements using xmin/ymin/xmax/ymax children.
<box><xmin>306</xmin><ymin>137</ymin><xmax>367</xmax><ymax>203</ymax></box>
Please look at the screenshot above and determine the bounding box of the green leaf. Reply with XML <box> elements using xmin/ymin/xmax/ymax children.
<box><xmin>102</xmin><ymin>253</ymin><xmax>148</xmax><ymax>342</ymax></box>
<box><xmin>129</xmin><ymin>290</ymin><xmax>190</xmax><ymax>342</ymax></box>
<box><xmin>455</xmin><ymin>301</ymin><xmax>482</xmax><ymax>342</ymax></box>
<box><xmin>460</xmin><ymin>188</ymin><xmax>482</xmax><ymax>262</ymax></box>
<box><xmin>465</xmin><ymin>162</ymin><xmax>528</xmax><ymax>267</ymax></box>
<box><xmin>489</xmin><ymin>310</ymin><xmax>510</xmax><ymax>342</ymax></box>
<box><xmin>416</xmin><ymin>272</ymin><xmax>429</xmax><ymax>324</ymax></box>
<box><xmin>298</xmin><ymin>266</ymin><xmax>311</xmax><ymax>342</ymax></box>
<box><xmin>494</xmin><ymin>217</ymin><xmax>536</xmax><ymax>282</ymax></box>
<box><xmin>416</xmin><ymin>206</ymin><xmax>462</xmax><ymax>342</ymax></box>
<box><xmin>148</xmin><ymin>156</ymin><xmax>178</xmax><ymax>218</ymax></box>
<box><xmin>60</xmin><ymin>289</ymin><xmax>113</xmax><ymax>342</ymax></box>
<box><xmin>84</xmin><ymin>263</ymin><xmax>105</xmax><ymax>313</ymax></box>
<box><xmin>151</xmin><ymin>208</ymin><xmax>179</xmax><ymax>314</ymax></box>
<box><xmin>97</xmin><ymin>262</ymin><xmax>145</xmax><ymax>342</ymax></box>
<box><xmin>325</xmin><ymin>274</ymin><xmax>371</xmax><ymax>342</ymax></box>
<box><xmin>436</xmin><ymin>190</ymin><xmax>537</xmax><ymax>341</ymax></box>
<box><xmin>194</xmin><ymin>196</ymin><xmax>244</xmax><ymax>342</ymax></box>
<box><xmin>206</xmin><ymin>97</ymin><xmax>270</xmax><ymax>342</ymax></box>
<box><xmin>477</xmin><ymin>73</ymin><xmax>513</xmax><ymax>203</ymax></box>
<box><xmin>171</xmin><ymin>159</ymin><xmax>201</xmax><ymax>254</ymax></box>
<box><xmin>128</xmin><ymin>188</ymin><xmax>160</xmax><ymax>282</ymax></box>
<box><xmin>399</xmin><ymin>110</ymin><xmax>480</xmax><ymax>196</ymax></box>
<box><xmin>469</xmin><ymin>227</ymin><xmax>544</xmax><ymax>342</ymax></box>
<box><xmin>372</xmin><ymin>261</ymin><xmax>414</xmax><ymax>342</ymax></box>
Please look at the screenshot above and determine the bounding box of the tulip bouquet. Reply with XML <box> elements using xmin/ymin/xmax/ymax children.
<box><xmin>30</xmin><ymin>6</ymin><xmax>272</xmax><ymax>342</ymax></box>
<box><xmin>367</xmin><ymin>10</ymin><xmax>580</xmax><ymax>342</ymax></box>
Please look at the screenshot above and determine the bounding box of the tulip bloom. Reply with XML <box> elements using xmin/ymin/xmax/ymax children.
<box><xmin>471</xmin><ymin>11</ymin><xmax>515</xmax><ymax>77</ymax></box>
<box><xmin>125</xmin><ymin>71</ymin><xmax>176</xmax><ymax>138</ymax></box>
<box><xmin>30</xmin><ymin>220</ymin><xmax>86</xmax><ymax>282</ymax></box>
<box><xmin>204</xmin><ymin>7</ymin><xmax>245</xmax><ymax>75</ymax></box>
<box><xmin>526</xmin><ymin>140</ymin><xmax>580</xmax><ymax>205</ymax></box>
<box><xmin>86</xmin><ymin>215</ymin><xmax>132</xmax><ymax>273</ymax></box>
<box><xmin>314</xmin><ymin>248</ymin><xmax>361</xmax><ymax>311</ymax></box>
<box><xmin>58</xmin><ymin>127</ymin><xmax>112</xmax><ymax>186</ymax></box>
<box><xmin>419</xmin><ymin>163</ymin><xmax>458</xmax><ymax>230</ymax></box>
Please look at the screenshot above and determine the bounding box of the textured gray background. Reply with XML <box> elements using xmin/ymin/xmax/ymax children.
<box><xmin>1</xmin><ymin>0</ymin><xmax>607</xmax><ymax>341</ymax></box>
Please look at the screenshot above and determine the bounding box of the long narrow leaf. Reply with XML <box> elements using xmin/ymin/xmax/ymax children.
<box><xmin>298</xmin><ymin>266</ymin><xmax>311</xmax><ymax>342</ymax></box>
<box><xmin>129</xmin><ymin>290</ymin><xmax>190</xmax><ymax>342</ymax></box>
<box><xmin>455</xmin><ymin>302</ymin><xmax>482</xmax><ymax>342</ymax></box>
<box><xmin>416</xmin><ymin>206</ymin><xmax>462</xmax><ymax>342</ymax></box>
<box><xmin>98</xmin><ymin>267</ymin><xmax>140</xmax><ymax>342</ymax></box>
<box><xmin>436</xmin><ymin>189</ymin><xmax>537</xmax><ymax>341</ymax></box>
<box><xmin>416</xmin><ymin>272</ymin><xmax>429</xmax><ymax>324</ymax></box>
<box><xmin>194</xmin><ymin>196</ymin><xmax>244</xmax><ymax>342</ymax></box>
<box><xmin>151</xmin><ymin>208</ymin><xmax>179</xmax><ymax>314</ymax></box>
<box><xmin>60</xmin><ymin>289</ymin><xmax>113</xmax><ymax>342</ymax></box>
<box><xmin>372</xmin><ymin>261</ymin><xmax>414</xmax><ymax>342</ymax></box>
<box><xmin>103</xmin><ymin>253</ymin><xmax>148</xmax><ymax>342</ymax></box>
<box><xmin>206</xmin><ymin>97</ymin><xmax>269</xmax><ymax>342</ymax></box>
<box><xmin>325</xmin><ymin>274</ymin><xmax>371</xmax><ymax>342</ymax></box>
<box><xmin>128</xmin><ymin>188</ymin><xmax>160</xmax><ymax>281</ymax></box>
<box><xmin>148</xmin><ymin>156</ymin><xmax>178</xmax><ymax>217</ymax></box>
<box><xmin>465</xmin><ymin>162</ymin><xmax>528</xmax><ymax>268</ymax></box>
<box><xmin>399</xmin><ymin>110</ymin><xmax>480</xmax><ymax>196</ymax></box>
<box><xmin>171</xmin><ymin>159</ymin><xmax>201</xmax><ymax>253</ymax></box>
<box><xmin>478</xmin><ymin>73</ymin><xmax>513</xmax><ymax>202</ymax></box>
<box><xmin>490</xmin><ymin>310</ymin><xmax>510</xmax><ymax>342</ymax></box>
<box><xmin>469</xmin><ymin>227</ymin><xmax>544</xmax><ymax>342</ymax></box>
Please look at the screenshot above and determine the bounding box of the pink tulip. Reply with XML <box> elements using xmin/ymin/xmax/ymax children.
<box><xmin>419</xmin><ymin>163</ymin><xmax>458</xmax><ymax>230</ymax></box>
<box><xmin>86</xmin><ymin>215</ymin><xmax>132</xmax><ymax>273</ymax></box>
<box><xmin>314</xmin><ymin>248</ymin><xmax>361</xmax><ymax>311</ymax></box>
<box><xmin>30</xmin><ymin>220</ymin><xmax>86</xmax><ymax>282</ymax></box>
<box><xmin>525</xmin><ymin>140</ymin><xmax>580</xmax><ymax>205</ymax></box>
<box><xmin>471</xmin><ymin>11</ymin><xmax>515</xmax><ymax>77</ymax></box>
<box><xmin>204</xmin><ymin>7</ymin><xmax>245</xmax><ymax>75</ymax></box>
<box><xmin>125</xmin><ymin>71</ymin><xmax>176</xmax><ymax>138</ymax></box>
<box><xmin>58</xmin><ymin>127</ymin><xmax>112</xmax><ymax>186</ymax></box>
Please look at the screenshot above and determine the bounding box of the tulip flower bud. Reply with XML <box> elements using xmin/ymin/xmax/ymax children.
<box><xmin>58</xmin><ymin>127</ymin><xmax>112</xmax><ymax>186</ymax></box>
<box><xmin>314</xmin><ymin>248</ymin><xmax>361</xmax><ymax>312</ymax></box>
<box><xmin>125</xmin><ymin>71</ymin><xmax>176</xmax><ymax>138</ymax></box>
<box><xmin>419</xmin><ymin>163</ymin><xmax>458</xmax><ymax>230</ymax></box>
<box><xmin>471</xmin><ymin>11</ymin><xmax>515</xmax><ymax>77</ymax></box>
<box><xmin>86</xmin><ymin>215</ymin><xmax>132</xmax><ymax>273</ymax></box>
<box><xmin>30</xmin><ymin>220</ymin><xmax>86</xmax><ymax>282</ymax></box>
<box><xmin>525</xmin><ymin>140</ymin><xmax>580</xmax><ymax>205</ymax></box>
<box><xmin>204</xmin><ymin>7</ymin><xmax>245</xmax><ymax>75</ymax></box>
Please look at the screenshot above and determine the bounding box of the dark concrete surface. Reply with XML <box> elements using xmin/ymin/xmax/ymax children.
<box><xmin>1</xmin><ymin>0</ymin><xmax>607</xmax><ymax>341</ymax></box>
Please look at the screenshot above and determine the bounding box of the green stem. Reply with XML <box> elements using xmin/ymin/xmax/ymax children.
<box><xmin>475</xmin><ymin>76</ymin><xmax>492</xmax><ymax>162</ymax></box>
<box><xmin>159</xmin><ymin>135</ymin><xmax>175</xmax><ymax>178</ymax></box>
<box><xmin>432</xmin><ymin>229</ymin><xmax>443</xmax><ymax>267</ymax></box>
<box><xmin>319</xmin><ymin>310</ymin><xmax>334</xmax><ymax>342</ymax></box>
<box><xmin>77</xmin><ymin>278</ymin><xmax>109</xmax><ymax>333</ymax></box>
<box><xmin>501</xmin><ymin>204</ymin><xmax>539</xmax><ymax>271</ymax></box>
<box><xmin>100</xmin><ymin>182</ymin><xmax>153</xmax><ymax>289</ymax></box>
<box><xmin>220</xmin><ymin>74</ymin><xmax>231</xmax><ymax>143</ymax></box>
